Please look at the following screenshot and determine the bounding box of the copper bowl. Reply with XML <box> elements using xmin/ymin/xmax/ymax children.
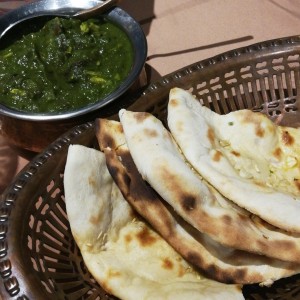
<box><xmin>0</xmin><ymin>0</ymin><xmax>147</xmax><ymax>152</ymax></box>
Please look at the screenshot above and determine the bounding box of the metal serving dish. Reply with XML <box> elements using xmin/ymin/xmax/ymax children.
<box><xmin>0</xmin><ymin>0</ymin><xmax>147</xmax><ymax>151</ymax></box>
<box><xmin>1</xmin><ymin>35</ymin><xmax>300</xmax><ymax>299</ymax></box>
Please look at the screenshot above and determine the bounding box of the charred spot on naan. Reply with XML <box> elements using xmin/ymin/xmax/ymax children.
<box><xmin>104</xmin><ymin>149</ymin><xmax>131</xmax><ymax>198</ymax></box>
<box><xmin>255</xmin><ymin>238</ymin><xmax>297</xmax><ymax>257</ymax></box>
<box><xmin>207</xmin><ymin>262</ymin><xmax>265</xmax><ymax>285</ymax></box>
<box><xmin>221</xmin><ymin>215</ymin><xmax>233</xmax><ymax>226</ymax></box>
<box><xmin>207</xmin><ymin>127</ymin><xmax>215</xmax><ymax>145</ymax></box>
<box><xmin>95</xmin><ymin>118</ymin><xmax>124</xmax><ymax>151</ymax></box>
<box><xmin>282</xmin><ymin>130</ymin><xmax>295</xmax><ymax>146</ymax></box>
<box><xmin>162</xmin><ymin>257</ymin><xmax>174</xmax><ymax>270</ymax></box>
<box><xmin>255</xmin><ymin>124</ymin><xmax>265</xmax><ymax>138</ymax></box>
<box><xmin>273</xmin><ymin>147</ymin><xmax>282</xmax><ymax>160</ymax></box>
<box><xmin>107</xmin><ymin>268</ymin><xmax>121</xmax><ymax>279</ymax></box>
<box><xmin>174</xmin><ymin>120</ymin><xmax>184</xmax><ymax>133</ymax></box>
<box><xmin>294</xmin><ymin>178</ymin><xmax>300</xmax><ymax>192</ymax></box>
<box><xmin>280</xmin><ymin>239</ymin><xmax>300</xmax><ymax>260</ymax></box>
<box><xmin>89</xmin><ymin>212</ymin><xmax>102</xmax><ymax>226</ymax></box>
<box><xmin>131</xmin><ymin>111</ymin><xmax>151</xmax><ymax>123</ymax></box>
<box><xmin>182</xmin><ymin>196</ymin><xmax>197</xmax><ymax>211</ymax></box>
<box><xmin>169</xmin><ymin>97</ymin><xmax>180</xmax><ymax>107</ymax></box>
<box><xmin>143</xmin><ymin>128</ymin><xmax>158</xmax><ymax>138</ymax></box>
<box><xmin>124</xmin><ymin>233</ymin><xmax>133</xmax><ymax>244</ymax></box>
<box><xmin>248</xmin><ymin>216</ymin><xmax>300</xmax><ymax>259</ymax></box>
<box><xmin>212</xmin><ymin>150</ymin><xmax>223</xmax><ymax>162</ymax></box>
<box><xmin>177</xmin><ymin>263</ymin><xmax>187</xmax><ymax>277</ymax></box>
<box><xmin>136</xmin><ymin>226</ymin><xmax>158</xmax><ymax>247</ymax></box>
<box><xmin>239</xmin><ymin>110</ymin><xmax>277</xmax><ymax>138</ymax></box>
<box><xmin>253</xmin><ymin>180</ymin><xmax>266</xmax><ymax>188</ymax></box>
<box><xmin>185</xmin><ymin>251</ymin><xmax>205</xmax><ymax>272</ymax></box>
<box><xmin>231</xmin><ymin>151</ymin><xmax>241</xmax><ymax>157</ymax></box>
<box><xmin>219</xmin><ymin>268</ymin><xmax>249</xmax><ymax>285</ymax></box>
<box><xmin>158</xmin><ymin>165</ymin><xmax>200</xmax><ymax>212</ymax></box>
<box><xmin>88</xmin><ymin>173</ymin><xmax>98</xmax><ymax>189</ymax></box>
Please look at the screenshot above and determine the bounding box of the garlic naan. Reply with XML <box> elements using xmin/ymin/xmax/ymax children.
<box><xmin>95</xmin><ymin>118</ymin><xmax>300</xmax><ymax>285</ymax></box>
<box><xmin>64</xmin><ymin>144</ymin><xmax>244</xmax><ymax>300</ymax></box>
<box><xmin>119</xmin><ymin>109</ymin><xmax>300</xmax><ymax>263</ymax></box>
<box><xmin>167</xmin><ymin>88</ymin><xmax>300</xmax><ymax>233</ymax></box>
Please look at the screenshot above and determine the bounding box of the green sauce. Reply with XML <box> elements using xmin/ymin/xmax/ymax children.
<box><xmin>0</xmin><ymin>17</ymin><xmax>134</xmax><ymax>113</ymax></box>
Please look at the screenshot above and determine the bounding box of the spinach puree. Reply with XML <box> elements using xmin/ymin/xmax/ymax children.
<box><xmin>0</xmin><ymin>17</ymin><xmax>134</xmax><ymax>113</ymax></box>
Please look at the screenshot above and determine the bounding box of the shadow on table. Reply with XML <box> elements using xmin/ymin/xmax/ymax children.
<box><xmin>119</xmin><ymin>0</ymin><xmax>155</xmax><ymax>37</ymax></box>
<box><xmin>119</xmin><ymin>1</ymin><xmax>254</xmax><ymax>83</ymax></box>
<box><xmin>268</xmin><ymin>0</ymin><xmax>300</xmax><ymax>19</ymax></box>
<box><xmin>147</xmin><ymin>35</ymin><xmax>254</xmax><ymax>61</ymax></box>
<box><xmin>0</xmin><ymin>137</ymin><xmax>19</xmax><ymax>194</ymax></box>
<box><xmin>119</xmin><ymin>0</ymin><xmax>161</xmax><ymax>82</ymax></box>
<box><xmin>0</xmin><ymin>136</ymin><xmax>37</xmax><ymax>194</ymax></box>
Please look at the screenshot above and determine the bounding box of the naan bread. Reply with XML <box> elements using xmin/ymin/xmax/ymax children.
<box><xmin>118</xmin><ymin>109</ymin><xmax>300</xmax><ymax>263</ymax></box>
<box><xmin>95</xmin><ymin>118</ymin><xmax>300</xmax><ymax>285</ymax></box>
<box><xmin>167</xmin><ymin>87</ymin><xmax>300</xmax><ymax>233</ymax></box>
<box><xmin>64</xmin><ymin>144</ymin><xmax>244</xmax><ymax>299</ymax></box>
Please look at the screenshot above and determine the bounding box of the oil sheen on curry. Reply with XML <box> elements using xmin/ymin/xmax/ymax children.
<box><xmin>0</xmin><ymin>17</ymin><xmax>134</xmax><ymax>113</ymax></box>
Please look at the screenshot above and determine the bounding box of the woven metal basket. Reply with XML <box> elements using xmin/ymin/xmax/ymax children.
<box><xmin>1</xmin><ymin>35</ymin><xmax>300</xmax><ymax>299</ymax></box>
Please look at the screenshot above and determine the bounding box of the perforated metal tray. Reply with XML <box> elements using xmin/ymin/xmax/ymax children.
<box><xmin>1</xmin><ymin>35</ymin><xmax>300</xmax><ymax>299</ymax></box>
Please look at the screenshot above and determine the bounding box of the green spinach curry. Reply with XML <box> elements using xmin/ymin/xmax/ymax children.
<box><xmin>0</xmin><ymin>17</ymin><xmax>134</xmax><ymax>113</ymax></box>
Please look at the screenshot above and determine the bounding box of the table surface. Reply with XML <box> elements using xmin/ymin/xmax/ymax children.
<box><xmin>0</xmin><ymin>0</ymin><xmax>299</xmax><ymax>193</ymax></box>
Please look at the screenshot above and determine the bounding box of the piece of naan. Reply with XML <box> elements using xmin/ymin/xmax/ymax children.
<box><xmin>167</xmin><ymin>87</ymin><xmax>300</xmax><ymax>233</ymax></box>
<box><xmin>118</xmin><ymin>109</ymin><xmax>300</xmax><ymax>263</ymax></box>
<box><xmin>95</xmin><ymin>118</ymin><xmax>300</xmax><ymax>285</ymax></box>
<box><xmin>64</xmin><ymin>144</ymin><xmax>244</xmax><ymax>300</ymax></box>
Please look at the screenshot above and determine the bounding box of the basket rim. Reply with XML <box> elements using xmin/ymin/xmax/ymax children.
<box><xmin>126</xmin><ymin>34</ymin><xmax>300</xmax><ymax>114</ymax></box>
<box><xmin>1</xmin><ymin>34</ymin><xmax>300</xmax><ymax>299</ymax></box>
